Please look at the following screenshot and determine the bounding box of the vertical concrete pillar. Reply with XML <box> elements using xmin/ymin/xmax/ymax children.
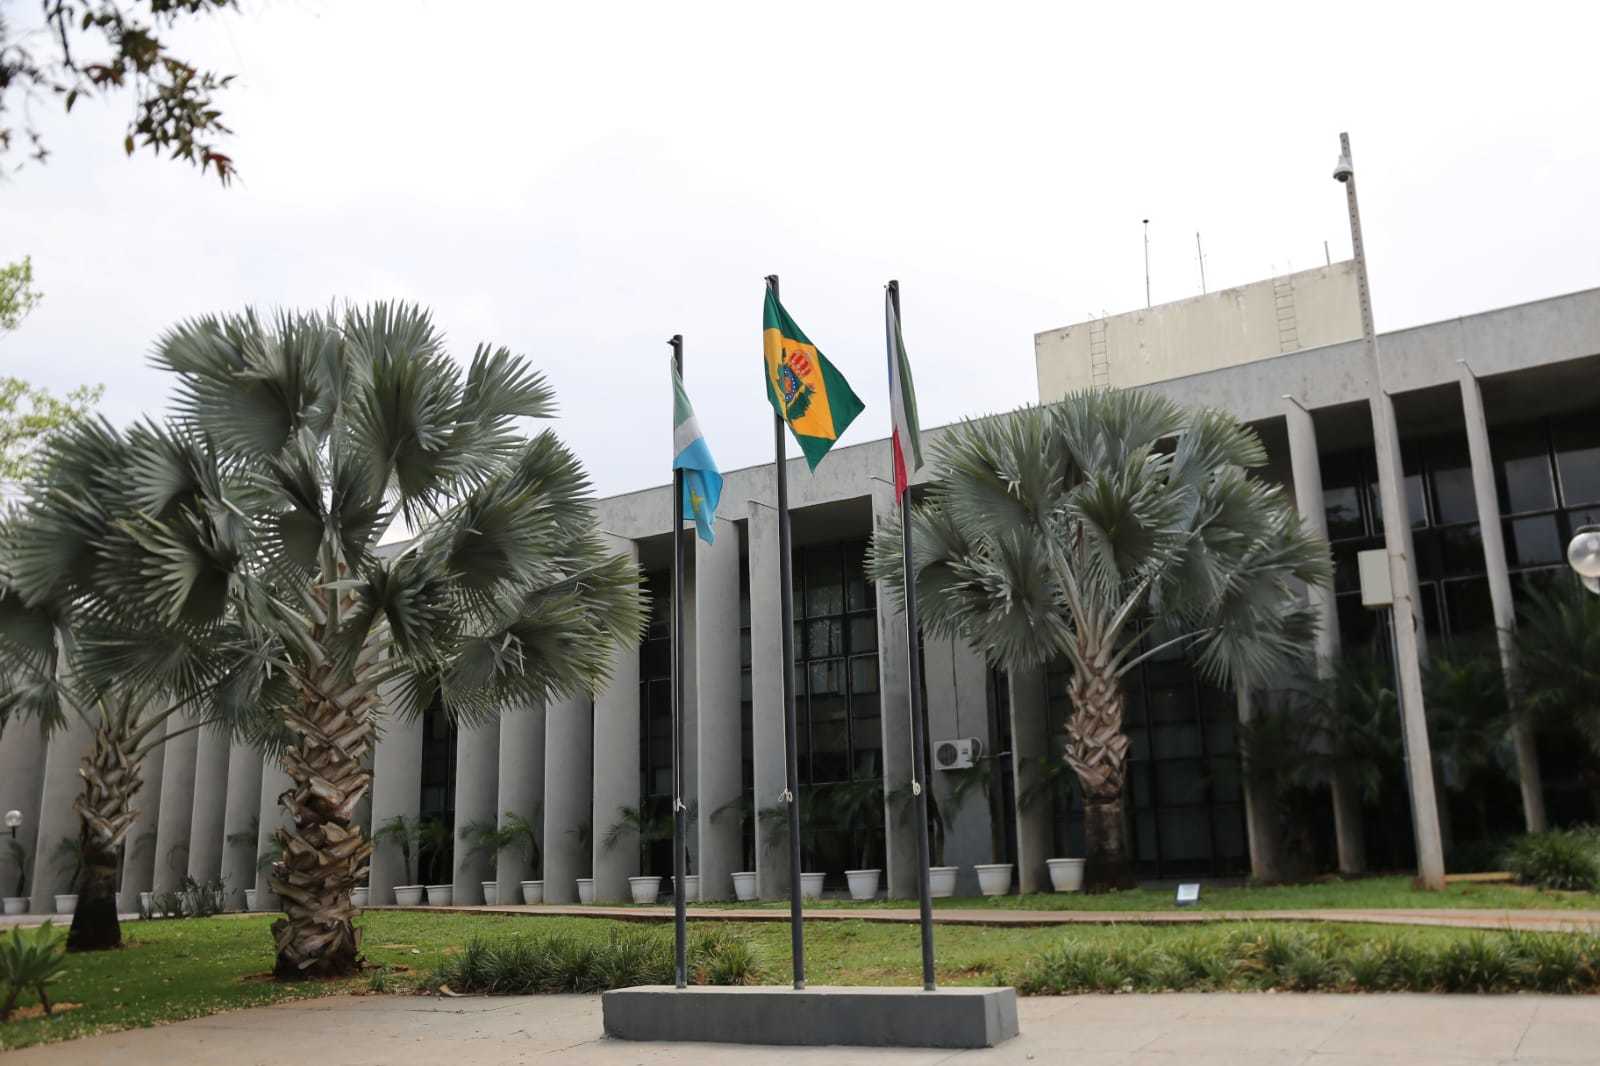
<box><xmin>185</xmin><ymin>724</ymin><xmax>232</xmax><ymax>887</ymax></box>
<box><xmin>1235</xmin><ymin>689</ymin><xmax>1285</xmax><ymax>883</ymax></box>
<box><xmin>367</xmin><ymin>703</ymin><xmax>424</xmax><ymax>902</ymax></box>
<box><xmin>117</xmin><ymin>743</ymin><xmax>165</xmax><ymax>912</ymax></box>
<box><xmin>1459</xmin><ymin>362</ymin><xmax>1546</xmax><ymax>833</ymax></box>
<box><xmin>452</xmin><ymin>716</ymin><xmax>500</xmax><ymax>903</ymax></box>
<box><xmin>746</xmin><ymin>500</ymin><xmax>790</xmax><ymax>899</ymax></box>
<box><xmin>254</xmin><ymin>757</ymin><xmax>293</xmax><ymax>905</ymax></box>
<box><xmin>923</xmin><ymin>635</ymin><xmax>994</xmax><ymax>897</ymax></box>
<box><xmin>0</xmin><ymin>722</ymin><xmax>47</xmax><ymax>904</ymax></box>
<box><xmin>592</xmin><ymin>536</ymin><xmax>641</xmax><ymax>904</ymax></box>
<box><xmin>872</xmin><ymin>485</ymin><xmax>920</xmax><ymax>899</ymax></box>
<box><xmin>543</xmin><ymin>693</ymin><xmax>592</xmax><ymax>904</ymax></box>
<box><xmin>1007</xmin><ymin>667</ymin><xmax>1052</xmax><ymax>895</ymax></box>
<box><xmin>151</xmin><ymin>714</ymin><xmax>200</xmax><ymax>895</ymax></box>
<box><xmin>1282</xmin><ymin>399</ymin><xmax>1341</xmax><ymax>666</ymax></box>
<box><xmin>219</xmin><ymin>741</ymin><xmax>263</xmax><ymax>910</ymax></box>
<box><xmin>695</xmin><ymin>524</ymin><xmax>743</xmax><ymax>900</ymax></box>
<box><xmin>495</xmin><ymin>703</ymin><xmax>545</xmax><ymax>904</ymax></box>
<box><xmin>29</xmin><ymin>716</ymin><xmax>94</xmax><ymax>911</ymax></box>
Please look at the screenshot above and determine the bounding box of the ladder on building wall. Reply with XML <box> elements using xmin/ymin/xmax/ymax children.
<box><xmin>1088</xmin><ymin>318</ymin><xmax>1110</xmax><ymax>388</ymax></box>
<box><xmin>1273</xmin><ymin>276</ymin><xmax>1301</xmax><ymax>353</ymax></box>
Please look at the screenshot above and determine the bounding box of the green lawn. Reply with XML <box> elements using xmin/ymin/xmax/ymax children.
<box><xmin>2</xmin><ymin>907</ymin><xmax>1592</xmax><ymax>1051</ymax></box>
<box><xmin>687</xmin><ymin>875</ymin><xmax>1597</xmax><ymax>912</ymax></box>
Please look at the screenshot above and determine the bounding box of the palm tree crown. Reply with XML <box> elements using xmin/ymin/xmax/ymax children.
<box><xmin>871</xmin><ymin>390</ymin><xmax>1331</xmax><ymax>889</ymax></box>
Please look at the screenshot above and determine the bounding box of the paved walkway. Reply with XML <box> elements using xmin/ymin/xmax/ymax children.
<box><xmin>10</xmin><ymin>991</ymin><xmax>1600</xmax><ymax>1065</ymax></box>
<box><xmin>396</xmin><ymin>902</ymin><xmax>1600</xmax><ymax>934</ymax></box>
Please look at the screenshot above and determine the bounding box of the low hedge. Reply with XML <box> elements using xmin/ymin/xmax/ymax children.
<box><xmin>429</xmin><ymin>926</ymin><xmax>765</xmax><ymax>994</ymax></box>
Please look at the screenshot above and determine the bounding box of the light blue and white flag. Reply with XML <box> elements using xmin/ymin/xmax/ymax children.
<box><xmin>672</xmin><ymin>361</ymin><xmax>723</xmax><ymax>544</ymax></box>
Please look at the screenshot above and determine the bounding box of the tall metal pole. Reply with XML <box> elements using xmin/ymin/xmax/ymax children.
<box><xmin>1336</xmin><ymin>131</ymin><xmax>1446</xmax><ymax>889</ymax></box>
<box><xmin>1143</xmin><ymin>219</ymin><xmax>1151</xmax><ymax>308</ymax></box>
<box><xmin>1195</xmin><ymin>232</ymin><xmax>1207</xmax><ymax>294</ymax></box>
<box><xmin>766</xmin><ymin>274</ymin><xmax>807</xmax><ymax>988</ymax></box>
<box><xmin>669</xmin><ymin>334</ymin><xmax>688</xmax><ymax>988</ymax></box>
<box><xmin>887</xmin><ymin>280</ymin><xmax>937</xmax><ymax>992</ymax></box>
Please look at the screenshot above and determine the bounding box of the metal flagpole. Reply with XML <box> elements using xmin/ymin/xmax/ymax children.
<box><xmin>765</xmin><ymin>273</ymin><xmax>807</xmax><ymax>990</ymax></box>
<box><xmin>887</xmin><ymin>280</ymin><xmax>937</xmax><ymax>991</ymax></box>
<box><xmin>669</xmin><ymin>334</ymin><xmax>689</xmax><ymax>989</ymax></box>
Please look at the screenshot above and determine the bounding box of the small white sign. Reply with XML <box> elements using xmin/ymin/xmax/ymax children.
<box><xmin>1176</xmin><ymin>883</ymin><xmax>1201</xmax><ymax>907</ymax></box>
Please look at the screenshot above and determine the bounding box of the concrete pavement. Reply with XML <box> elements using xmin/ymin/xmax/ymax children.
<box><xmin>9</xmin><ymin>992</ymin><xmax>1600</xmax><ymax>1065</ymax></box>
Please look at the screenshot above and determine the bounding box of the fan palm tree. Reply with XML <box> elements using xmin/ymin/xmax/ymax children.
<box><xmin>0</xmin><ymin>303</ymin><xmax>642</xmax><ymax>977</ymax></box>
<box><xmin>1516</xmin><ymin>576</ymin><xmax>1600</xmax><ymax>753</ymax></box>
<box><xmin>870</xmin><ymin>391</ymin><xmax>1330</xmax><ymax>890</ymax></box>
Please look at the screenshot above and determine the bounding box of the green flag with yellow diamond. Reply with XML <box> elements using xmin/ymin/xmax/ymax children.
<box><xmin>763</xmin><ymin>287</ymin><xmax>864</xmax><ymax>470</ymax></box>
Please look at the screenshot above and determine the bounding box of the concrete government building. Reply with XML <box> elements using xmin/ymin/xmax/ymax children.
<box><xmin>3</xmin><ymin>266</ymin><xmax>1598</xmax><ymax>910</ymax></box>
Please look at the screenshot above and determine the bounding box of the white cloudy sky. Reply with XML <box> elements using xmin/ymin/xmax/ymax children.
<box><xmin>4</xmin><ymin>0</ymin><xmax>1599</xmax><ymax>498</ymax></box>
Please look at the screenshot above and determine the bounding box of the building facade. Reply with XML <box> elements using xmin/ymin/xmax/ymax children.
<box><xmin>2</xmin><ymin>280</ymin><xmax>1598</xmax><ymax>909</ymax></box>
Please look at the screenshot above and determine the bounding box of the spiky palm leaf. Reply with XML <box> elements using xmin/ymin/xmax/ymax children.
<box><xmin>870</xmin><ymin>390</ymin><xmax>1330</xmax><ymax>889</ymax></box>
<box><xmin>3</xmin><ymin>303</ymin><xmax>642</xmax><ymax>977</ymax></box>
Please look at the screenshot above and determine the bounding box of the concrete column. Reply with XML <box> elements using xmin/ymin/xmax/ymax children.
<box><xmin>117</xmin><ymin>743</ymin><xmax>165</xmax><ymax>912</ymax></box>
<box><xmin>495</xmin><ymin>703</ymin><xmax>545</xmax><ymax>904</ymax></box>
<box><xmin>1235</xmin><ymin>689</ymin><xmax>1285</xmax><ymax>883</ymax></box>
<box><xmin>592</xmin><ymin>536</ymin><xmax>641</xmax><ymax>904</ymax></box>
<box><xmin>29</xmin><ymin>716</ymin><xmax>94</xmax><ymax>911</ymax></box>
<box><xmin>746</xmin><ymin>500</ymin><xmax>790</xmax><ymax>899</ymax></box>
<box><xmin>150</xmin><ymin>714</ymin><xmax>200</xmax><ymax>895</ymax></box>
<box><xmin>0</xmin><ymin>722</ymin><xmax>47</xmax><ymax>904</ymax></box>
<box><xmin>1283</xmin><ymin>397</ymin><xmax>1364</xmax><ymax>877</ymax></box>
<box><xmin>923</xmin><ymin>635</ymin><xmax>994</xmax><ymax>897</ymax></box>
<box><xmin>219</xmin><ymin>741</ymin><xmax>263</xmax><ymax>910</ymax></box>
<box><xmin>543</xmin><ymin>693</ymin><xmax>592</xmax><ymax>903</ymax></box>
<box><xmin>254</xmin><ymin>757</ymin><xmax>293</xmax><ymax>905</ymax></box>
<box><xmin>367</xmin><ymin>703</ymin><xmax>424</xmax><ymax>902</ymax></box>
<box><xmin>184</xmin><ymin>723</ymin><xmax>232</xmax><ymax>887</ymax></box>
<box><xmin>1459</xmin><ymin>361</ymin><xmax>1546</xmax><ymax>833</ymax></box>
<box><xmin>872</xmin><ymin>485</ymin><xmax>920</xmax><ymax>899</ymax></box>
<box><xmin>695</xmin><ymin>524</ymin><xmax>743</xmax><ymax>901</ymax></box>
<box><xmin>452</xmin><ymin>716</ymin><xmax>500</xmax><ymax>904</ymax></box>
<box><xmin>1006</xmin><ymin>667</ymin><xmax>1052</xmax><ymax>895</ymax></box>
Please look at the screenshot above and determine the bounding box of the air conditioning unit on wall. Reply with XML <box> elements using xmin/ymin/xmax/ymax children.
<box><xmin>933</xmin><ymin>737</ymin><xmax>982</xmax><ymax>771</ymax></box>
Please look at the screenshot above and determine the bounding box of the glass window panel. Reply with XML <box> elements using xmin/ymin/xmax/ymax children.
<box><xmin>1420</xmin><ymin>582</ymin><xmax>1442</xmax><ymax>642</ymax></box>
<box><xmin>1439</xmin><ymin>523</ymin><xmax>1485</xmax><ymax>577</ymax></box>
<box><xmin>1493</xmin><ymin>427</ymin><xmax>1556</xmax><ymax>515</ymax></box>
<box><xmin>1150</xmin><ymin>722</ymin><xmax>1202</xmax><ymax>759</ymax></box>
<box><xmin>851</xmin><ymin>720</ymin><xmax>881</xmax><ymax>778</ymax></box>
<box><xmin>1144</xmin><ymin>658</ymin><xmax>1190</xmax><ymax>688</ymax></box>
<box><xmin>844</xmin><ymin>546</ymin><xmax>874</xmax><ymax>612</ymax></box>
<box><xmin>1209</xmin><ymin>756</ymin><xmax>1242</xmax><ymax>804</ymax></box>
<box><xmin>1406</xmin><ymin>472</ymin><xmax>1429</xmax><ymax>528</ymax></box>
<box><xmin>1135</xmin><ymin>810</ymin><xmax>1158</xmax><ymax>862</ymax></box>
<box><xmin>1443</xmin><ymin>578</ymin><xmax>1494</xmax><ymax>640</ymax></box>
<box><xmin>1156</xmin><ymin>807</ymin><xmax>1210</xmax><ymax>861</ymax></box>
<box><xmin>810</xmin><ymin>720</ymin><xmax>849</xmax><ymax>782</ymax></box>
<box><xmin>1202</xmin><ymin>703</ymin><xmax>1236</xmax><ymax>755</ymax></box>
<box><xmin>1212</xmin><ymin>806</ymin><xmax>1247</xmax><ymax>860</ymax></box>
<box><xmin>641</xmin><ymin>640</ymin><xmax>670</xmax><ymax>680</ymax></box>
<box><xmin>1155</xmin><ymin>759</ymin><xmax>1207</xmax><ymax>806</ymax></box>
<box><xmin>1324</xmin><ymin>485</ymin><xmax>1364</xmax><ymax>540</ymax></box>
<box><xmin>1126</xmin><ymin>726</ymin><xmax>1149</xmax><ymax>762</ymax></box>
<box><xmin>1505</xmin><ymin>515</ymin><xmax>1563</xmax><ymax>569</ymax></box>
<box><xmin>803</xmin><ymin>548</ymin><xmax>844</xmax><ymax>617</ymax></box>
<box><xmin>850</xmin><ymin>655</ymin><xmax>879</xmax><ymax>695</ymax></box>
<box><xmin>808</xmin><ymin>619</ymin><xmax>843</xmax><ymax>658</ymax></box>
<box><xmin>1331</xmin><ymin>542</ymin><xmax>1365</xmax><ymax>593</ymax></box>
<box><xmin>848</xmin><ymin>615</ymin><xmax>877</xmax><ymax>654</ymax></box>
<box><xmin>1147</xmin><ymin>686</ymin><xmax>1196</xmax><ymax>724</ymax></box>
<box><xmin>1556</xmin><ymin>420</ymin><xmax>1600</xmax><ymax>506</ymax></box>
<box><xmin>1130</xmin><ymin>763</ymin><xmax>1153</xmax><ymax>808</ymax></box>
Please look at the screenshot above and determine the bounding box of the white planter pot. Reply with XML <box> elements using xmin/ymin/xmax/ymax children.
<box><xmin>845</xmin><ymin>868</ymin><xmax>881</xmax><ymax>901</ymax></box>
<box><xmin>629</xmin><ymin>875</ymin><xmax>662</xmax><ymax>904</ymax></box>
<box><xmin>577</xmin><ymin>878</ymin><xmax>595</xmax><ymax>904</ymax></box>
<box><xmin>975</xmin><ymin>863</ymin><xmax>1014</xmax><ymax>897</ymax></box>
<box><xmin>3</xmin><ymin>897</ymin><xmax>27</xmax><ymax>916</ymax></box>
<box><xmin>731</xmin><ymin>871</ymin><xmax>757</xmax><ymax>901</ymax></box>
<box><xmin>140</xmin><ymin>890</ymin><xmax>154</xmax><ymax>913</ymax></box>
<box><xmin>680</xmin><ymin>874</ymin><xmax>700</xmax><ymax>902</ymax></box>
<box><xmin>393</xmin><ymin>885</ymin><xmax>424</xmax><ymax>907</ymax></box>
<box><xmin>350</xmin><ymin>887</ymin><xmax>369</xmax><ymax>908</ymax></box>
<box><xmin>521</xmin><ymin>880</ymin><xmax>544</xmax><ymax>905</ymax></box>
<box><xmin>53</xmin><ymin>894</ymin><xmax>77</xmax><ymax>915</ymax></box>
<box><xmin>243</xmin><ymin>888</ymin><xmax>258</xmax><ymax>912</ymax></box>
<box><xmin>800</xmin><ymin>872</ymin><xmax>826</xmax><ymax>900</ymax></box>
<box><xmin>929</xmin><ymin>866</ymin><xmax>959</xmax><ymax>898</ymax></box>
<box><xmin>481</xmin><ymin>881</ymin><xmax>499</xmax><ymax>906</ymax></box>
<box><xmin>425</xmin><ymin>884</ymin><xmax>453</xmax><ymax>906</ymax></box>
<box><xmin>1047</xmin><ymin>857</ymin><xmax>1086</xmax><ymax>893</ymax></box>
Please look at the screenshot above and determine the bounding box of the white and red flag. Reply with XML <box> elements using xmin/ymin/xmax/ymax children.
<box><xmin>884</xmin><ymin>285</ymin><xmax>923</xmax><ymax>498</ymax></box>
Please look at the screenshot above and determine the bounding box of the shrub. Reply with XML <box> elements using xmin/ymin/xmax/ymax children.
<box><xmin>1</xmin><ymin>922</ymin><xmax>67</xmax><ymax>1021</ymax></box>
<box><xmin>1435</xmin><ymin>935</ymin><xmax>1517</xmax><ymax>993</ymax></box>
<box><xmin>430</xmin><ymin>927</ymin><xmax>766</xmax><ymax>995</ymax></box>
<box><xmin>1504</xmin><ymin>829</ymin><xmax>1600</xmax><ymax>891</ymax></box>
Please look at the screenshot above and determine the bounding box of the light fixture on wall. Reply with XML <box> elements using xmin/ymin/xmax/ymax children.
<box><xmin>1570</xmin><ymin>525</ymin><xmax>1600</xmax><ymax>594</ymax></box>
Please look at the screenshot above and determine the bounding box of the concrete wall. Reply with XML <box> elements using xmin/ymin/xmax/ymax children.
<box><xmin>0</xmin><ymin>723</ymin><xmax>47</xmax><ymax>903</ymax></box>
<box><xmin>1035</xmin><ymin>262</ymin><xmax>1361</xmax><ymax>400</ymax></box>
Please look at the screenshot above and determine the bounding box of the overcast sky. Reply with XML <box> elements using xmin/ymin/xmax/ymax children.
<box><xmin>4</xmin><ymin>1</ymin><xmax>1598</xmax><ymax>499</ymax></box>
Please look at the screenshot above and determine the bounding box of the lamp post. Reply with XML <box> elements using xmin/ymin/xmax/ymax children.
<box><xmin>4</xmin><ymin>811</ymin><xmax>19</xmax><ymax>839</ymax></box>
<box><xmin>1570</xmin><ymin>525</ymin><xmax>1600</xmax><ymax>594</ymax></box>
<box><xmin>1333</xmin><ymin>132</ymin><xmax>1447</xmax><ymax>889</ymax></box>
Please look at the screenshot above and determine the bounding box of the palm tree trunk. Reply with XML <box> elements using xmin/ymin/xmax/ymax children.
<box><xmin>1328</xmin><ymin>770</ymin><xmax>1367</xmax><ymax>877</ymax></box>
<box><xmin>270</xmin><ymin>643</ymin><xmax>376</xmax><ymax>979</ymax></box>
<box><xmin>68</xmin><ymin>718</ymin><xmax>142</xmax><ymax>951</ymax></box>
<box><xmin>1064</xmin><ymin>666</ymin><xmax>1135</xmax><ymax>891</ymax></box>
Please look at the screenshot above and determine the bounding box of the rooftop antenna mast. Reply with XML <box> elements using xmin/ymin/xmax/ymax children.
<box><xmin>1324</xmin><ymin>240</ymin><xmax>1332</xmax><ymax>266</ymax></box>
<box><xmin>1143</xmin><ymin>219</ymin><xmax>1151</xmax><ymax>309</ymax></box>
<box><xmin>1196</xmin><ymin>231</ymin><xmax>1207</xmax><ymax>294</ymax></box>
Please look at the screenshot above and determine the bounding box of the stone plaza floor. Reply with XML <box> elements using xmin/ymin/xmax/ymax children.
<box><xmin>8</xmin><ymin>990</ymin><xmax>1600</xmax><ymax>1065</ymax></box>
